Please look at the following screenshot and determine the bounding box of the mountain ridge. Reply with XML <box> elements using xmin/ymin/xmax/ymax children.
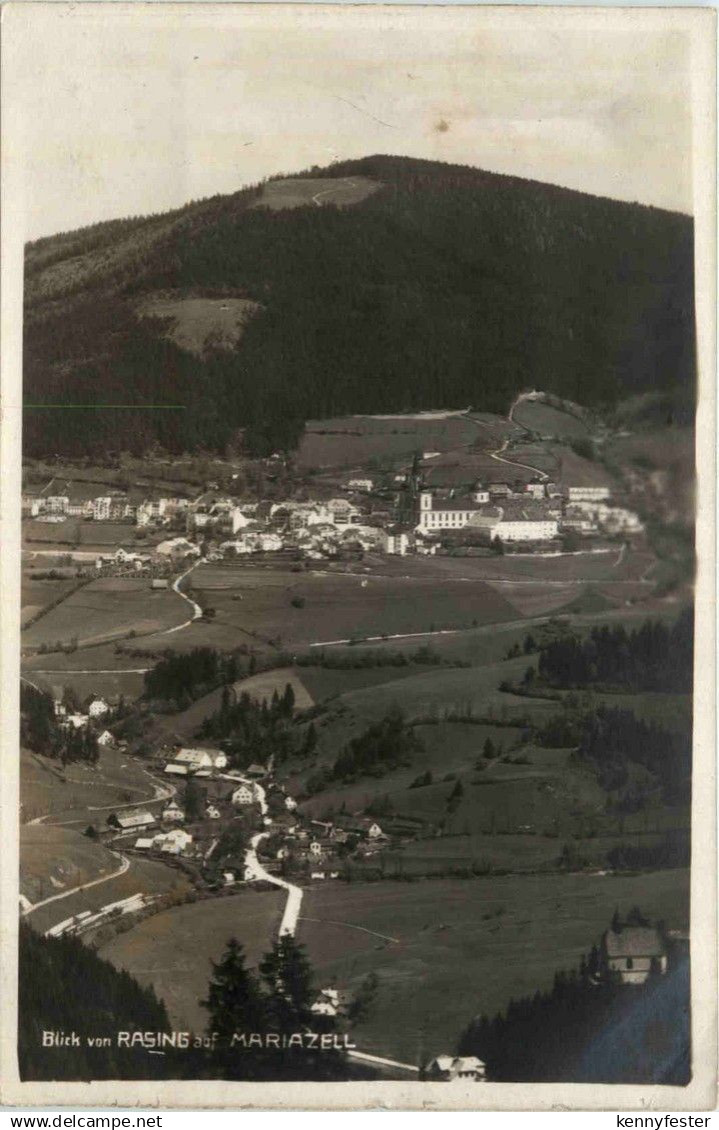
<box><xmin>23</xmin><ymin>155</ymin><xmax>695</xmax><ymax>459</ymax></box>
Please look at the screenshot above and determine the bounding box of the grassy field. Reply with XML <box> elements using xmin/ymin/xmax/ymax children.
<box><xmin>21</xmin><ymin>574</ymin><xmax>79</xmax><ymax>627</ymax></box>
<box><xmin>23</xmin><ymin>519</ymin><xmax>140</xmax><ymax>547</ymax></box>
<box><xmin>21</xmin><ymin>824</ymin><xmax>121</xmax><ymax>904</ymax></box>
<box><xmin>27</xmin><ymin>854</ymin><xmax>191</xmax><ymax>936</ymax></box>
<box><xmin>186</xmin><ymin>565</ymin><xmax>521</xmax><ymax>648</ymax></box>
<box><xmin>99</xmin><ymin>889</ymin><xmax>286</xmax><ymax>1031</ymax></box>
<box><xmin>298</xmin><ymin>869</ymin><xmax>689</xmax><ymax>1064</ymax></box>
<box><xmin>20</xmin><ymin>748</ymin><xmax>163</xmax><ymax>825</ymax></box>
<box><xmin>138</xmin><ymin>294</ymin><xmax>260</xmax><ymax>356</ymax></box>
<box><xmin>252</xmin><ymin>176</ymin><xmax>380</xmax><ymax>212</ymax></box>
<box><xmin>512</xmin><ymin>399</ymin><xmax>589</xmax><ymax>439</ymax></box>
<box><xmin>296</xmin><ymin>413</ymin><xmax>485</xmax><ymax>470</ymax></box>
<box><xmin>22</xmin><ymin>577</ymin><xmax>187</xmax><ymax>651</ymax></box>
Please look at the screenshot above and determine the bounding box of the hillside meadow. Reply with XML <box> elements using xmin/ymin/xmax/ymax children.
<box><xmin>22</xmin><ymin>577</ymin><xmax>187</xmax><ymax>651</ymax></box>
<box><xmin>298</xmin><ymin>870</ymin><xmax>690</xmax><ymax>1065</ymax></box>
<box><xmin>99</xmin><ymin>889</ymin><xmax>286</xmax><ymax>1032</ymax></box>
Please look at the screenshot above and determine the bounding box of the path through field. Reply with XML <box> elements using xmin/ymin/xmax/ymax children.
<box><xmin>163</xmin><ymin>559</ymin><xmax>205</xmax><ymax>635</ymax></box>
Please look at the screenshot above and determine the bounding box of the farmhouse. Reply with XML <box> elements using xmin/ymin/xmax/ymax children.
<box><xmin>164</xmin><ymin>762</ymin><xmax>189</xmax><ymax>776</ymax></box>
<box><xmin>133</xmin><ymin>837</ymin><xmax>155</xmax><ymax>851</ymax></box>
<box><xmin>604</xmin><ymin>926</ymin><xmax>667</xmax><ymax>985</ymax></box>
<box><xmin>109</xmin><ymin>810</ymin><xmax>155</xmax><ymax>832</ymax></box>
<box><xmin>425</xmin><ymin>1055</ymin><xmax>486</xmax><ymax>1082</ymax></box>
<box><xmin>245</xmin><ymin>762</ymin><xmax>268</xmax><ymax>779</ymax></box>
<box><xmin>97</xmin><ymin>730</ymin><xmax>115</xmax><ymax>747</ymax></box>
<box><xmin>232</xmin><ymin>785</ymin><xmax>255</xmax><ymax>806</ymax></box>
<box><xmin>87</xmin><ymin>697</ymin><xmax>110</xmax><ymax>717</ymax></box>
<box><xmin>346</xmin><ymin>478</ymin><xmax>374</xmax><ymax>492</ymax></box>
<box><xmin>155</xmin><ymin>537</ymin><xmax>200</xmax><ymax>558</ymax></box>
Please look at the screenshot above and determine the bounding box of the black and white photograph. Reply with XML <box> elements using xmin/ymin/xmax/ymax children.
<box><xmin>1</xmin><ymin>1</ymin><xmax>715</xmax><ymax>1110</ymax></box>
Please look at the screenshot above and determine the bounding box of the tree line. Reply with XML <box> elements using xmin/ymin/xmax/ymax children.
<box><xmin>456</xmin><ymin>911</ymin><xmax>689</xmax><ymax>1084</ymax></box>
<box><xmin>19</xmin><ymin>923</ymin><xmax>370</xmax><ymax>1081</ymax></box>
<box><xmin>531</xmin><ymin>700</ymin><xmax>691</xmax><ymax>806</ymax></box>
<box><xmin>198</xmin><ymin>682</ymin><xmax>314</xmax><ymax>769</ymax></box>
<box><xmin>306</xmin><ymin>706</ymin><xmax>422</xmax><ymax>793</ymax></box>
<box><xmin>533</xmin><ymin>609</ymin><xmax>693</xmax><ymax>693</ymax></box>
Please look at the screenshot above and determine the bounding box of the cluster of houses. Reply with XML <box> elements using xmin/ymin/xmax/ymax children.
<box><xmin>53</xmin><ymin>694</ymin><xmax>116</xmax><ymax>744</ymax></box>
<box><xmin>23</xmin><ymin>465</ymin><xmax>641</xmax><ymax>567</ymax></box>
<box><xmin>22</xmin><ymin>491</ymin><xmax>193</xmax><ymax>526</ymax></box>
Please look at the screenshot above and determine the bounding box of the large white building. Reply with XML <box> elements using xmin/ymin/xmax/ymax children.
<box><xmin>568</xmin><ymin>486</ymin><xmax>610</xmax><ymax>502</ymax></box>
<box><xmin>416</xmin><ymin>491</ymin><xmax>484</xmax><ymax>532</ymax></box>
<box><xmin>416</xmin><ymin>492</ymin><xmax>557</xmax><ymax>541</ymax></box>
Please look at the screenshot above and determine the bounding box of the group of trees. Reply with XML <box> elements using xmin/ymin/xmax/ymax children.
<box><xmin>328</xmin><ymin>706</ymin><xmax>423</xmax><ymax>785</ymax></box>
<box><xmin>457</xmin><ymin>916</ymin><xmax>689</xmax><ymax>1084</ymax></box>
<box><xmin>533</xmin><ymin>610</ymin><xmax>694</xmax><ymax>694</ymax></box>
<box><xmin>19</xmin><ymin>922</ymin><xmax>368</xmax><ymax>1082</ymax></box>
<box><xmin>24</xmin><ymin>154</ymin><xmax>695</xmax><ymax>460</ymax></box>
<box><xmin>20</xmin><ymin>682</ymin><xmax>99</xmax><ymax>766</ymax></box>
<box><xmin>532</xmin><ymin>700</ymin><xmax>691</xmax><ymax>806</ymax></box>
<box><xmin>198</xmin><ymin>682</ymin><xmax>308</xmax><ymax>769</ymax></box>
<box><xmin>143</xmin><ymin>647</ymin><xmax>246</xmax><ymax>706</ymax></box>
<box><xmin>18</xmin><ymin>921</ymin><xmax>173</xmax><ymax>1080</ymax></box>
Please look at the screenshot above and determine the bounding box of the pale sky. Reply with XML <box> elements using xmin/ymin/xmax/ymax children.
<box><xmin>5</xmin><ymin>3</ymin><xmax>695</xmax><ymax>241</ymax></box>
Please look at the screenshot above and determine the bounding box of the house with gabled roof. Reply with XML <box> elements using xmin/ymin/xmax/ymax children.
<box><xmin>604</xmin><ymin>926</ymin><xmax>667</xmax><ymax>984</ymax></box>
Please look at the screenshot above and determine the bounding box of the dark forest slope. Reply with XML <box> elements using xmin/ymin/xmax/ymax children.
<box><xmin>24</xmin><ymin>156</ymin><xmax>695</xmax><ymax>458</ymax></box>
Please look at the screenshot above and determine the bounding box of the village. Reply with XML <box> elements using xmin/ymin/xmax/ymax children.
<box><xmin>22</xmin><ymin>456</ymin><xmax>643</xmax><ymax>581</ymax></box>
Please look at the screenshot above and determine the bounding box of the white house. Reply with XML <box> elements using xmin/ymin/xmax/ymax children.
<box><xmin>91</xmin><ymin>497</ymin><xmax>113</xmax><ymax>521</ymax></box>
<box><xmin>346</xmin><ymin>478</ymin><xmax>374</xmax><ymax>493</ymax></box>
<box><xmin>155</xmin><ymin>537</ymin><xmax>200</xmax><ymax>558</ymax></box>
<box><xmin>232</xmin><ymin>785</ymin><xmax>255</xmax><ymax>806</ymax></box>
<box><xmin>524</xmin><ymin>482</ymin><xmax>546</xmax><ymax>500</ymax></box>
<box><xmin>162</xmin><ymin>801</ymin><xmax>185</xmax><ymax>822</ymax></box>
<box><xmin>367</xmin><ymin>822</ymin><xmax>384</xmax><ymax>840</ymax></box>
<box><xmin>309</xmin><ymin>841</ymin><xmax>323</xmax><ymax>857</ymax></box>
<box><xmin>97</xmin><ymin>730</ymin><xmax>115</xmax><ymax>747</ymax></box>
<box><xmin>205</xmin><ymin>804</ymin><xmax>222</xmax><ymax>820</ymax></box>
<box><xmin>568</xmin><ymin>486</ymin><xmax>610</xmax><ymax>502</ymax></box>
<box><xmin>133</xmin><ymin>837</ymin><xmax>156</xmax><ymax>851</ymax></box>
<box><xmin>171</xmin><ymin>747</ymin><xmax>225</xmax><ymax>772</ymax></box>
<box><xmin>604</xmin><ymin>927</ymin><xmax>667</xmax><ymax>985</ymax></box>
<box><xmin>164</xmin><ymin>762</ymin><xmax>189</xmax><ymax>776</ymax></box>
<box><xmin>425</xmin><ymin>1055</ymin><xmax>486</xmax><ymax>1082</ymax></box>
<box><xmin>284</xmin><ymin>795</ymin><xmax>298</xmax><ymax>811</ymax></box>
<box><xmin>382</xmin><ymin>528</ymin><xmax>410</xmax><ymax>556</ymax></box>
<box><xmin>88</xmin><ymin>697</ymin><xmax>110</xmax><ymax>718</ymax></box>
<box><xmin>111</xmin><ymin>810</ymin><xmax>155</xmax><ymax>833</ymax></box>
<box><xmin>64</xmin><ymin>713</ymin><xmax>89</xmax><ymax>729</ymax></box>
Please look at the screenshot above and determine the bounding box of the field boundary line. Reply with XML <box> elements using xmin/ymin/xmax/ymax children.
<box><xmin>298</xmin><ymin>916</ymin><xmax>399</xmax><ymax>943</ymax></box>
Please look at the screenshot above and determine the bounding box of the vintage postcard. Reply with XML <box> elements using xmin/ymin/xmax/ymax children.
<box><xmin>0</xmin><ymin>1</ymin><xmax>716</xmax><ymax>1110</ymax></box>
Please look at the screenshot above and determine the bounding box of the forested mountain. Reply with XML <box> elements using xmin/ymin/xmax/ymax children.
<box><xmin>24</xmin><ymin>156</ymin><xmax>695</xmax><ymax>458</ymax></box>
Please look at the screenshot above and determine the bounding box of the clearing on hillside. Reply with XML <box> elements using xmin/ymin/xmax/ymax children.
<box><xmin>251</xmin><ymin>176</ymin><xmax>380</xmax><ymax>211</ymax></box>
<box><xmin>298</xmin><ymin>870</ymin><xmax>689</xmax><ymax>1065</ymax></box>
<box><xmin>21</xmin><ymin>824</ymin><xmax>122</xmax><ymax>905</ymax></box>
<box><xmin>512</xmin><ymin>398</ymin><xmax>589</xmax><ymax>439</ymax></box>
<box><xmin>138</xmin><ymin>294</ymin><xmax>261</xmax><ymax>356</ymax></box>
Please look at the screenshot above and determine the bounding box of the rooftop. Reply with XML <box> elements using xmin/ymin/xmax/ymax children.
<box><xmin>605</xmin><ymin>927</ymin><xmax>665</xmax><ymax>958</ymax></box>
